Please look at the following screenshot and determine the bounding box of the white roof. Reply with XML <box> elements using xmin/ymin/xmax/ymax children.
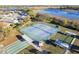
<box><xmin>65</xmin><ymin>31</ymin><xmax>76</xmax><ymax>35</ymax></box>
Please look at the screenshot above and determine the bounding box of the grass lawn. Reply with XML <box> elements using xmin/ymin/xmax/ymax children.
<box><xmin>59</xmin><ymin>26</ymin><xmax>79</xmax><ymax>46</ymax></box>
<box><xmin>51</xmin><ymin>23</ymin><xmax>79</xmax><ymax>44</ymax></box>
<box><xmin>41</xmin><ymin>43</ymin><xmax>65</xmax><ymax>54</ymax></box>
<box><xmin>64</xmin><ymin>36</ymin><xmax>73</xmax><ymax>44</ymax></box>
<box><xmin>74</xmin><ymin>39</ymin><xmax>79</xmax><ymax>46</ymax></box>
<box><xmin>18</xmin><ymin>45</ymin><xmax>35</xmax><ymax>54</ymax></box>
<box><xmin>18</xmin><ymin>43</ymin><xmax>65</xmax><ymax>54</ymax></box>
<box><xmin>18</xmin><ymin>45</ymin><xmax>43</xmax><ymax>54</ymax></box>
<box><xmin>51</xmin><ymin>31</ymin><xmax>75</xmax><ymax>44</ymax></box>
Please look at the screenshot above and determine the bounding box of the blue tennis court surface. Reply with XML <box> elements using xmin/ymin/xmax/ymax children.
<box><xmin>38</xmin><ymin>8</ymin><xmax>79</xmax><ymax>20</ymax></box>
<box><xmin>20</xmin><ymin>23</ymin><xmax>59</xmax><ymax>41</ymax></box>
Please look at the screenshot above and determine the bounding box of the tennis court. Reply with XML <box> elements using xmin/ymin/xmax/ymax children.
<box><xmin>20</xmin><ymin>23</ymin><xmax>59</xmax><ymax>41</ymax></box>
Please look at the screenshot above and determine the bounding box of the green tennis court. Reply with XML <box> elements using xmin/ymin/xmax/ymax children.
<box><xmin>20</xmin><ymin>23</ymin><xmax>59</xmax><ymax>41</ymax></box>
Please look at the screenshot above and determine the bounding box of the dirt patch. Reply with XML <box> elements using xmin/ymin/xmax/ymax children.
<box><xmin>0</xmin><ymin>29</ymin><xmax>20</xmax><ymax>46</ymax></box>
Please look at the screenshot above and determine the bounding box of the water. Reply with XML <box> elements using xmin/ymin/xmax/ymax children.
<box><xmin>38</xmin><ymin>8</ymin><xmax>79</xmax><ymax>20</ymax></box>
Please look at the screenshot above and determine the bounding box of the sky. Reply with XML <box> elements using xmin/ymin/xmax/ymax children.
<box><xmin>0</xmin><ymin>0</ymin><xmax>78</xmax><ymax>5</ymax></box>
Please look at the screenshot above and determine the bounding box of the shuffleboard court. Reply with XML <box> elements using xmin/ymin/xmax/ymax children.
<box><xmin>5</xmin><ymin>40</ymin><xmax>29</xmax><ymax>54</ymax></box>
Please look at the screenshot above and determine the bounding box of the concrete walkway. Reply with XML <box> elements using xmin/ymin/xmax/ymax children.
<box><xmin>22</xmin><ymin>34</ymin><xmax>43</xmax><ymax>52</ymax></box>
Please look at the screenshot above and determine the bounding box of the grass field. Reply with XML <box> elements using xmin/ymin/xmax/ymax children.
<box><xmin>64</xmin><ymin>36</ymin><xmax>73</xmax><ymax>44</ymax></box>
<box><xmin>18</xmin><ymin>43</ymin><xmax>65</xmax><ymax>54</ymax></box>
<box><xmin>18</xmin><ymin>45</ymin><xmax>35</xmax><ymax>54</ymax></box>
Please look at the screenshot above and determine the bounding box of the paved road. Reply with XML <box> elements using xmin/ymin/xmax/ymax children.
<box><xmin>64</xmin><ymin>49</ymin><xmax>71</xmax><ymax>54</ymax></box>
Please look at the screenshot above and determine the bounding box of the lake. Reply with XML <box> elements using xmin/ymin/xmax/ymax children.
<box><xmin>38</xmin><ymin>8</ymin><xmax>79</xmax><ymax>20</ymax></box>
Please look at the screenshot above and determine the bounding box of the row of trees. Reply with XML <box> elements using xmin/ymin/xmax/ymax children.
<box><xmin>23</xmin><ymin>8</ymin><xmax>36</xmax><ymax>19</ymax></box>
<box><xmin>35</xmin><ymin>13</ymin><xmax>52</xmax><ymax>22</ymax></box>
<box><xmin>35</xmin><ymin>13</ymin><xmax>79</xmax><ymax>31</ymax></box>
<box><xmin>60</xmin><ymin>6</ymin><xmax>79</xmax><ymax>10</ymax></box>
<box><xmin>50</xmin><ymin>18</ymin><xmax>79</xmax><ymax>31</ymax></box>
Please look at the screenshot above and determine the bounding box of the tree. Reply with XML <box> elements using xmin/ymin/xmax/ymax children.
<box><xmin>63</xmin><ymin>19</ymin><xmax>68</xmax><ymax>26</ymax></box>
<box><xmin>26</xmin><ymin>8</ymin><xmax>36</xmax><ymax>18</ymax></box>
<box><xmin>3</xmin><ymin>27</ymin><xmax>10</xmax><ymax>37</ymax></box>
<box><xmin>0</xmin><ymin>27</ymin><xmax>4</xmax><ymax>41</ymax></box>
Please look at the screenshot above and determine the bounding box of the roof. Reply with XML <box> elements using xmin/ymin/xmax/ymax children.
<box><xmin>20</xmin><ymin>23</ymin><xmax>59</xmax><ymax>41</ymax></box>
<box><xmin>54</xmin><ymin>39</ymin><xmax>70</xmax><ymax>49</ymax></box>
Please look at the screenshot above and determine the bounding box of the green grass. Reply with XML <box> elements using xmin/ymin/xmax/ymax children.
<box><xmin>64</xmin><ymin>36</ymin><xmax>73</xmax><ymax>44</ymax></box>
<box><xmin>41</xmin><ymin>43</ymin><xmax>65</xmax><ymax>54</ymax></box>
<box><xmin>51</xmin><ymin>32</ymin><xmax>66</xmax><ymax>40</ymax></box>
<box><xmin>18</xmin><ymin>45</ymin><xmax>35</xmax><ymax>54</ymax></box>
<box><xmin>51</xmin><ymin>32</ymin><xmax>74</xmax><ymax>44</ymax></box>
<box><xmin>51</xmin><ymin>23</ymin><xmax>79</xmax><ymax>44</ymax></box>
<box><xmin>74</xmin><ymin>39</ymin><xmax>79</xmax><ymax>46</ymax></box>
